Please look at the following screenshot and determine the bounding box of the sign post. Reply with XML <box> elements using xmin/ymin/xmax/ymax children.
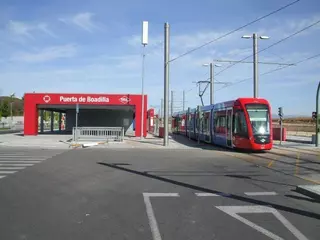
<box><xmin>197</xmin><ymin>105</ymin><xmax>201</xmax><ymax>144</ymax></box>
<box><xmin>278</xmin><ymin>107</ymin><xmax>283</xmax><ymax>145</ymax></box>
<box><xmin>316</xmin><ymin>81</ymin><xmax>320</xmax><ymax>147</ymax></box>
<box><xmin>188</xmin><ymin>107</ymin><xmax>191</xmax><ymax>140</ymax></box>
<box><xmin>76</xmin><ymin>103</ymin><xmax>79</xmax><ymax>142</ymax></box>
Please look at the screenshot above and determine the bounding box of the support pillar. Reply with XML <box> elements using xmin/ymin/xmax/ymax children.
<box><xmin>40</xmin><ymin>110</ymin><xmax>44</xmax><ymax>133</ymax></box>
<box><xmin>59</xmin><ymin>112</ymin><xmax>62</xmax><ymax>132</ymax></box>
<box><xmin>50</xmin><ymin>111</ymin><xmax>54</xmax><ymax>132</ymax></box>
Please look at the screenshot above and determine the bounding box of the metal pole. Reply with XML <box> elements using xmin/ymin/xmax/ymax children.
<box><xmin>280</xmin><ymin>120</ymin><xmax>282</xmax><ymax>145</ymax></box>
<box><xmin>253</xmin><ymin>33</ymin><xmax>258</xmax><ymax>98</ymax></box>
<box><xmin>197</xmin><ymin>105</ymin><xmax>200</xmax><ymax>144</ymax></box>
<box><xmin>183</xmin><ymin>90</ymin><xmax>185</xmax><ymax>111</ymax></box>
<box><xmin>160</xmin><ymin>98</ymin><xmax>164</xmax><ymax>120</ymax></box>
<box><xmin>76</xmin><ymin>104</ymin><xmax>79</xmax><ymax>141</ymax></box>
<box><xmin>10</xmin><ymin>102</ymin><xmax>13</xmax><ymax>126</ymax></box>
<box><xmin>188</xmin><ymin>107</ymin><xmax>191</xmax><ymax>140</ymax></box>
<box><xmin>164</xmin><ymin>22</ymin><xmax>170</xmax><ymax>146</ymax></box>
<box><xmin>210</xmin><ymin>63</ymin><xmax>214</xmax><ymax>105</ymax></box>
<box><xmin>141</xmin><ymin>45</ymin><xmax>146</xmax><ymax>139</ymax></box>
<box><xmin>171</xmin><ymin>91</ymin><xmax>173</xmax><ymax>117</ymax></box>
<box><xmin>316</xmin><ymin>81</ymin><xmax>320</xmax><ymax>147</ymax></box>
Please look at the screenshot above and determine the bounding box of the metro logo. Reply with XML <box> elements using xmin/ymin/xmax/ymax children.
<box><xmin>119</xmin><ymin>96</ymin><xmax>130</xmax><ymax>104</ymax></box>
<box><xmin>43</xmin><ymin>95</ymin><xmax>51</xmax><ymax>103</ymax></box>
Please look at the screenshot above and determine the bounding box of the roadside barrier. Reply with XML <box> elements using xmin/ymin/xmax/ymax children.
<box><xmin>72</xmin><ymin>127</ymin><xmax>124</xmax><ymax>142</ymax></box>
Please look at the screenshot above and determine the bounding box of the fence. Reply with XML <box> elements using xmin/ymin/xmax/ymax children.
<box><xmin>272</xmin><ymin>124</ymin><xmax>315</xmax><ymax>137</ymax></box>
<box><xmin>72</xmin><ymin>127</ymin><xmax>124</xmax><ymax>142</ymax></box>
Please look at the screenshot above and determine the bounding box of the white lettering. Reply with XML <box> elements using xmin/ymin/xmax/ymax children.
<box><xmin>58</xmin><ymin>96</ymin><xmax>109</xmax><ymax>103</ymax></box>
<box><xmin>87</xmin><ymin>96</ymin><xmax>109</xmax><ymax>103</ymax></box>
<box><xmin>59</xmin><ymin>96</ymin><xmax>78</xmax><ymax>102</ymax></box>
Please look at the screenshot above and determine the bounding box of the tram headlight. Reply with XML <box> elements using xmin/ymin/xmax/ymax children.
<box><xmin>259</xmin><ymin>126</ymin><xmax>266</xmax><ymax>134</ymax></box>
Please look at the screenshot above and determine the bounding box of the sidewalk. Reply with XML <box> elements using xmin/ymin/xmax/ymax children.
<box><xmin>0</xmin><ymin>133</ymin><xmax>73</xmax><ymax>149</ymax></box>
<box><xmin>286</xmin><ymin>135</ymin><xmax>314</xmax><ymax>144</ymax></box>
<box><xmin>273</xmin><ymin>140</ymin><xmax>319</xmax><ymax>151</ymax></box>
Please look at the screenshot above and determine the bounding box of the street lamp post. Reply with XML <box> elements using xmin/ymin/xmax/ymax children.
<box><xmin>9</xmin><ymin>93</ymin><xmax>15</xmax><ymax>128</ymax></box>
<box><xmin>202</xmin><ymin>63</ymin><xmax>222</xmax><ymax>105</ymax></box>
<box><xmin>242</xmin><ymin>34</ymin><xmax>269</xmax><ymax>98</ymax></box>
<box><xmin>141</xmin><ymin>21</ymin><xmax>148</xmax><ymax>139</ymax></box>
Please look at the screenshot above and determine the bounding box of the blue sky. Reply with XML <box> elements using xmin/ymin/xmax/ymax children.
<box><xmin>0</xmin><ymin>0</ymin><xmax>319</xmax><ymax>116</ymax></box>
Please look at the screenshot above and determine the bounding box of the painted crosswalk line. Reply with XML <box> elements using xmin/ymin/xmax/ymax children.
<box><xmin>0</xmin><ymin>171</ymin><xmax>17</xmax><ymax>174</ymax></box>
<box><xmin>0</xmin><ymin>149</ymin><xmax>65</xmax><ymax>181</ymax></box>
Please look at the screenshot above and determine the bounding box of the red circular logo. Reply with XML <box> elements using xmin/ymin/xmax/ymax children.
<box><xmin>43</xmin><ymin>95</ymin><xmax>51</xmax><ymax>103</ymax></box>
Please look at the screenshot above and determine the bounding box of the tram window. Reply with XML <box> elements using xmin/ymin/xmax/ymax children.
<box><xmin>213</xmin><ymin>111</ymin><xmax>226</xmax><ymax>133</ymax></box>
<box><xmin>203</xmin><ymin>113</ymin><xmax>210</xmax><ymax>133</ymax></box>
<box><xmin>233</xmin><ymin>111</ymin><xmax>248</xmax><ymax>137</ymax></box>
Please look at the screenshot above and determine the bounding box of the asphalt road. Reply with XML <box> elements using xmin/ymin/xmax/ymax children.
<box><xmin>0</xmin><ymin>146</ymin><xmax>319</xmax><ymax>240</ymax></box>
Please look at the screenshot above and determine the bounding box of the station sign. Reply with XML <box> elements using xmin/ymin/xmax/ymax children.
<box><xmin>59</xmin><ymin>96</ymin><xmax>110</xmax><ymax>103</ymax></box>
<box><xmin>41</xmin><ymin>94</ymin><xmax>135</xmax><ymax>105</ymax></box>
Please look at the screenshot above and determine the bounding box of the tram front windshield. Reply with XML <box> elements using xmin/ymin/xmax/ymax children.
<box><xmin>246</xmin><ymin>104</ymin><xmax>270</xmax><ymax>135</ymax></box>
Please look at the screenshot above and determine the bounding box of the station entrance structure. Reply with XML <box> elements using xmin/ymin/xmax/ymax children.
<box><xmin>24</xmin><ymin>93</ymin><xmax>148</xmax><ymax>137</ymax></box>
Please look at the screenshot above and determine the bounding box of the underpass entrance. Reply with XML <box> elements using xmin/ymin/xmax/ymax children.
<box><xmin>24</xmin><ymin>93</ymin><xmax>148</xmax><ymax>137</ymax></box>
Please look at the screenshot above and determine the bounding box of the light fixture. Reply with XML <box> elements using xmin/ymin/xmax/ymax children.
<box><xmin>259</xmin><ymin>36</ymin><xmax>270</xmax><ymax>40</ymax></box>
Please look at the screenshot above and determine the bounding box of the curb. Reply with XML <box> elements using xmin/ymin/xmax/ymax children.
<box><xmin>286</xmin><ymin>139</ymin><xmax>312</xmax><ymax>144</ymax></box>
<box><xmin>295</xmin><ymin>185</ymin><xmax>320</xmax><ymax>200</ymax></box>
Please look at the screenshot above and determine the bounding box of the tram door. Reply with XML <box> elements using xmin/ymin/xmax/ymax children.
<box><xmin>226</xmin><ymin>108</ymin><xmax>233</xmax><ymax>147</ymax></box>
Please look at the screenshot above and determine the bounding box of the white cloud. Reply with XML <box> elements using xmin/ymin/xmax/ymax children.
<box><xmin>37</xmin><ymin>23</ymin><xmax>57</xmax><ymax>38</ymax></box>
<box><xmin>286</xmin><ymin>15</ymin><xmax>320</xmax><ymax>33</ymax></box>
<box><xmin>59</xmin><ymin>12</ymin><xmax>100</xmax><ymax>32</ymax></box>
<box><xmin>10</xmin><ymin>44</ymin><xmax>77</xmax><ymax>63</ymax></box>
<box><xmin>6</xmin><ymin>20</ymin><xmax>56</xmax><ymax>40</ymax></box>
<box><xmin>7</xmin><ymin>20</ymin><xmax>33</xmax><ymax>38</ymax></box>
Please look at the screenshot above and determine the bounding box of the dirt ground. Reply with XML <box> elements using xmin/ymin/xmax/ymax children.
<box><xmin>272</xmin><ymin>117</ymin><xmax>315</xmax><ymax>133</ymax></box>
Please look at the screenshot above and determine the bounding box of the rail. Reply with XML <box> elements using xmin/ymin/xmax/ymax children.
<box><xmin>72</xmin><ymin>127</ymin><xmax>124</xmax><ymax>142</ymax></box>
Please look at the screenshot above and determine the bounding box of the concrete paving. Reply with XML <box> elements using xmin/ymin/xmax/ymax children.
<box><xmin>0</xmin><ymin>133</ymin><xmax>73</xmax><ymax>149</ymax></box>
<box><xmin>286</xmin><ymin>135</ymin><xmax>314</xmax><ymax>144</ymax></box>
<box><xmin>0</xmin><ymin>146</ymin><xmax>319</xmax><ymax>239</ymax></box>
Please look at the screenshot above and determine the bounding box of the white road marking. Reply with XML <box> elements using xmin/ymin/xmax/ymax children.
<box><xmin>0</xmin><ymin>157</ymin><xmax>46</xmax><ymax>160</ymax></box>
<box><xmin>0</xmin><ymin>161</ymin><xmax>41</xmax><ymax>163</ymax></box>
<box><xmin>216</xmin><ymin>205</ymin><xmax>309</xmax><ymax>240</ymax></box>
<box><xmin>0</xmin><ymin>164</ymin><xmax>34</xmax><ymax>167</ymax></box>
<box><xmin>0</xmin><ymin>167</ymin><xmax>26</xmax><ymax>170</ymax></box>
<box><xmin>143</xmin><ymin>193</ymin><xmax>180</xmax><ymax>240</ymax></box>
<box><xmin>195</xmin><ymin>193</ymin><xmax>220</xmax><ymax>197</ymax></box>
<box><xmin>0</xmin><ymin>153</ymin><xmax>29</xmax><ymax>156</ymax></box>
<box><xmin>0</xmin><ymin>176</ymin><xmax>5</xmax><ymax>179</ymax></box>
<box><xmin>0</xmin><ymin>171</ymin><xmax>16</xmax><ymax>174</ymax></box>
<box><xmin>144</xmin><ymin>193</ymin><xmax>179</xmax><ymax>197</ymax></box>
<box><xmin>0</xmin><ymin>160</ymin><xmax>41</xmax><ymax>164</ymax></box>
<box><xmin>244</xmin><ymin>192</ymin><xmax>278</xmax><ymax>196</ymax></box>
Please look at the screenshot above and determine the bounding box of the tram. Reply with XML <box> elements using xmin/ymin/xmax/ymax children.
<box><xmin>172</xmin><ymin>98</ymin><xmax>273</xmax><ymax>150</ymax></box>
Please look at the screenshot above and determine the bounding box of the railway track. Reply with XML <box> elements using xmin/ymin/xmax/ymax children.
<box><xmin>171</xmin><ymin>134</ymin><xmax>320</xmax><ymax>184</ymax></box>
<box><xmin>221</xmin><ymin>149</ymin><xmax>320</xmax><ymax>184</ymax></box>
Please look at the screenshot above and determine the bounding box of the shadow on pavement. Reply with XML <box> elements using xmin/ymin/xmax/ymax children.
<box><xmin>285</xmin><ymin>193</ymin><xmax>320</xmax><ymax>204</ymax></box>
<box><xmin>38</xmin><ymin>131</ymin><xmax>72</xmax><ymax>135</ymax></box>
<box><xmin>144</xmin><ymin>170</ymin><xmax>295</xmax><ymax>187</ymax></box>
<box><xmin>169</xmin><ymin>134</ymin><xmax>232</xmax><ymax>152</ymax></box>
<box><xmin>98</xmin><ymin>162</ymin><xmax>320</xmax><ymax>221</ymax></box>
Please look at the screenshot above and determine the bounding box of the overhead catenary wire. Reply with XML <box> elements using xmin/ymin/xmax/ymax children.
<box><xmin>210</xmin><ymin>52</ymin><xmax>320</xmax><ymax>93</ymax></box>
<box><xmin>169</xmin><ymin>0</ymin><xmax>301</xmax><ymax>63</ymax></box>
<box><xmin>215</xmin><ymin>18</ymin><xmax>320</xmax><ymax>76</ymax></box>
